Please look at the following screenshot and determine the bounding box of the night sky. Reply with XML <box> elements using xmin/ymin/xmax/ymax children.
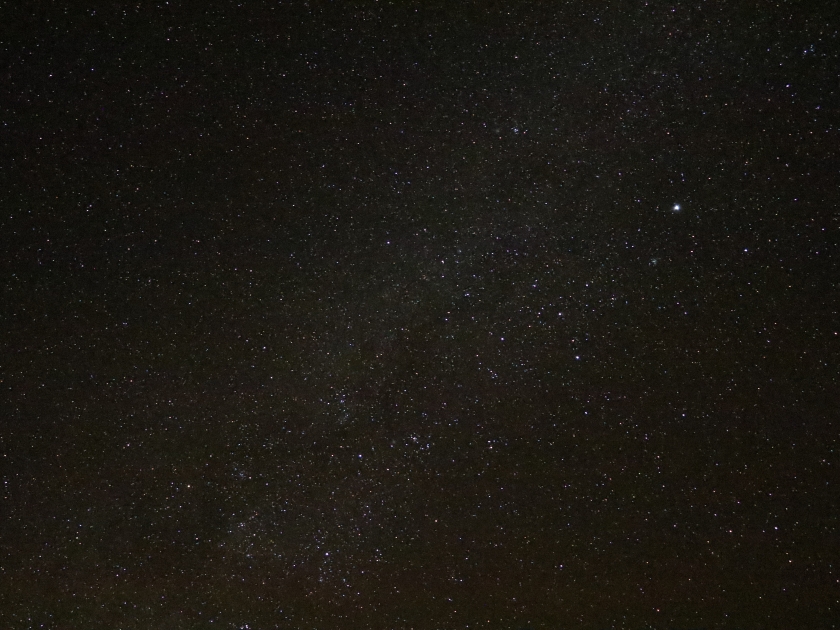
<box><xmin>2</xmin><ymin>2</ymin><xmax>838</xmax><ymax>629</ymax></box>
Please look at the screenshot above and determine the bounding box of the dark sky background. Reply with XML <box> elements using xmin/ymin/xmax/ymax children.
<box><xmin>2</xmin><ymin>1</ymin><xmax>838</xmax><ymax>629</ymax></box>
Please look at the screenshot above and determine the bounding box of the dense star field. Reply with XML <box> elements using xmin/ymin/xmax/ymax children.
<box><xmin>2</xmin><ymin>2</ymin><xmax>838</xmax><ymax>629</ymax></box>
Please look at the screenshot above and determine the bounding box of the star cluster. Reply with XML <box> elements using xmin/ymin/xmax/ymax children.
<box><xmin>2</xmin><ymin>2</ymin><xmax>837</xmax><ymax>629</ymax></box>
